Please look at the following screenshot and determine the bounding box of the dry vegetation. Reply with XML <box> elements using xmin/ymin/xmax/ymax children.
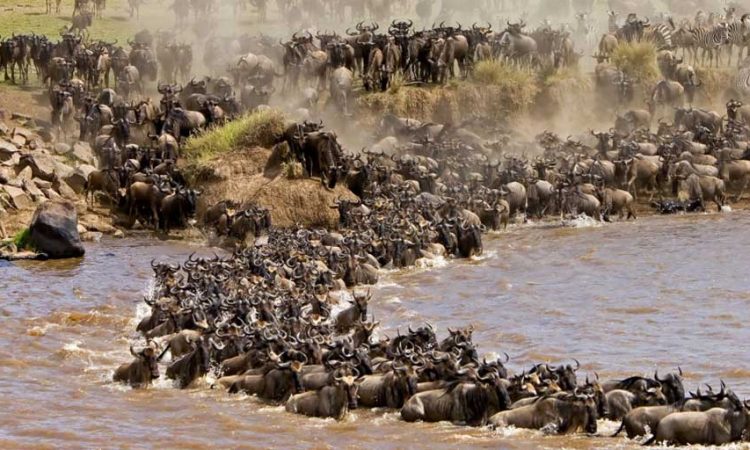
<box><xmin>188</xmin><ymin>146</ymin><xmax>355</xmax><ymax>229</ymax></box>
<box><xmin>611</xmin><ymin>42</ymin><xmax>660</xmax><ymax>86</ymax></box>
<box><xmin>356</xmin><ymin>60</ymin><xmax>540</xmax><ymax>125</ymax></box>
<box><xmin>182</xmin><ymin>109</ymin><xmax>286</xmax><ymax>162</ymax></box>
<box><xmin>180</xmin><ymin>110</ymin><xmax>355</xmax><ymax>229</ymax></box>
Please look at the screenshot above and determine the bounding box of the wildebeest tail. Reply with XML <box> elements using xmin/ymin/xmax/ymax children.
<box><xmin>611</xmin><ymin>419</ymin><xmax>625</xmax><ymax>437</ymax></box>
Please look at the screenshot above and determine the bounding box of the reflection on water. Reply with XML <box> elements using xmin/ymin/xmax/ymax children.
<box><xmin>1</xmin><ymin>213</ymin><xmax>749</xmax><ymax>448</ymax></box>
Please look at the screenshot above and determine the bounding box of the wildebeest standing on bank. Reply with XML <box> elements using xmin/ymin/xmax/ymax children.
<box><xmin>329</xmin><ymin>66</ymin><xmax>353</xmax><ymax>116</ymax></box>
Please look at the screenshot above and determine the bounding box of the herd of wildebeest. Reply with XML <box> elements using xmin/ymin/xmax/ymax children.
<box><xmin>3</xmin><ymin>0</ymin><xmax>750</xmax><ymax>446</ymax></box>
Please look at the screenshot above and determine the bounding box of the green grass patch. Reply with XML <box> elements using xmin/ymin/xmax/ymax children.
<box><xmin>0</xmin><ymin>0</ymin><xmax>135</xmax><ymax>42</ymax></box>
<box><xmin>12</xmin><ymin>227</ymin><xmax>31</xmax><ymax>250</ymax></box>
<box><xmin>611</xmin><ymin>41</ymin><xmax>659</xmax><ymax>85</ymax></box>
<box><xmin>183</xmin><ymin>109</ymin><xmax>286</xmax><ymax>162</ymax></box>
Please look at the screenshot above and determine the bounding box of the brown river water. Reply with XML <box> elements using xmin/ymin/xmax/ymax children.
<box><xmin>2</xmin><ymin>212</ymin><xmax>750</xmax><ymax>449</ymax></box>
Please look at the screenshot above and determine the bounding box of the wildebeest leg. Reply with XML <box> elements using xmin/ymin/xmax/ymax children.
<box><xmin>736</xmin><ymin>177</ymin><xmax>748</xmax><ymax>202</ymax></box>
<box><xmin>151</xmin><ymin>200</ymin><xmax>161</xmax><ymax>231</ymax></box>
<box><xmin>627</xmin><ymin>176</ymin><xmax>637</xmax><ymax>201</ymax></box>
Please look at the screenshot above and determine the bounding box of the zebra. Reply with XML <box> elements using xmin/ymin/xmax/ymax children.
<box><xmin>726</xmin><ymin>14</ymin><xmax>750</xmax><ymax>67</ymax></box>
<box><xmin>735</xmin><ymin>60</ymin><xmax>750</xmax><ymax>100</ymax></box>
<box><xmin>643</xmin><ymin>21</ymin><xmax>674</xmax><ymax>51</ymax></box>
<box><xmin>574</xmin><ymin>13</ymin><xmax>598</xmax><ymax>51</ymax></box>
<box><xmin>672</xmin><ymin>22</ymin><xmax>697</xmax><ymax>63</ymax></box>
<box><xmin>608</xmin><ymin>10</ymin><xmax>619</xmax><ymax>34</ymax></box>
<box><xmin>692</xmin><ymin>23</ymin><xmax>730</xmax><ymax>67</ymax></box>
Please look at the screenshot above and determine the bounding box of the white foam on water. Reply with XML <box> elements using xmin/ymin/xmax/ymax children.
<box><xmin>563</xmin><ymin>214</ymin><xmax>603</xmax><ymax>228</ymax></box>
<box><xmin>721</xmin><ymin>205</ymin><xmax>733</xmax><ymax>213</ymax></box>
<box><xmin>384</xmin><ymin>296</ymin><xmax>402</xmax><ymax>304</ymax></box>
<box><xmin>130</xmin><ymin>278</ymin><xmax>159</xmax><ymax>329</ymax></box>
<box><xmin>62</xmin><ymin>340</ymin><xmax>86</xmax><ymax>354</ymax></box>
<box><xmin>491</xmin><ymin>425</ymin><xmax>538</xmax><ymax>438</ymax></box>
<box><xmin>415</xmin><ymin>255</ymin><xmax>449</xmax><ymax>269</ymax></box>
<box><xmin>372</xmin><ymin>280</ymin><xmax>403</xmax><ymax>289</ymax></box>
<box><xmin>471</xmin><ymin>249</ymin><xmax>497</xmax><ymax>262</ymax></box>
<box><xmin>26</xmin><ymin>322</ymin><xmax>59</xmax><ymax>336</ymax></box>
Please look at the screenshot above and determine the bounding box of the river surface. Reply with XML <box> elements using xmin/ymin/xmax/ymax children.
<box><xmin>2</xmin><ymin>212</ymin><xmax>750</xmax><ymax>449</ymax></box>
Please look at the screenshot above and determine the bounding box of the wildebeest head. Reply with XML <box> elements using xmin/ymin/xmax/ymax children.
<box><xmin>333</xmin><ymin>368</ymin><xmax>360</xmax><ymax>409</ymax></box>
<box><xmin>408</xmin><ymin>322</ymin><xmax>437</xmax><ymax>350</ymax></box>
<box><xmin>132</xmin><ymin>341</ymin><xmax>160</xmax><ymax>379</ymax></box>
<box><xmin>583</xmin><ymin>373</ymin><xmax>609</xmax><ymax>418</ymax></box>
<box><xmin>642</xmin><ymin>382</ymin><xmax>669</xmax><ymax>406</ymax></box>
<box><xmin>166</xmin><ymin>335</ymin><xmax>223</xmax><ymax>388</ymax></box>
<box><xmin>654</xmin><ymin>367</ymin><xmax>685</xmax><ymax>404</ymax></box>
<box><xmin>551</xmin><ymin>359</ymin><xmax>580</xmax><ymax>391</ymax></box>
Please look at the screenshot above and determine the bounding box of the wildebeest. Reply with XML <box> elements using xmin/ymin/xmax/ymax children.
<box><xmin>356</xmin><ymin>365</ymin><xmax>419</xmax><ymax>408</ymax></box>
<box><xmin>645</xmin><ymin>403</ymin><xmax>750</xmax><ymax>446</ymax></box>
<box><xmin>285</xmin><ymin>370</ymin><xmax>360</xmax><ymax>419</ymax></box>
<box><xmin>166</xmin><ymin>335</ymin><xmax>222</xmax><ymax>388</ymax></box>
<box><xmin>85</xmin><ymin>169</ymin><xmax>119</xmax><ymax>205</ymax></box>
<box><xmin>676</xmin><ymin>173</ymin><xmax>726</xmax><ymax>211</ymax></box>
<box><xmin>50</xmin><ymin>88</ymin><xmax>75</xmax><ymax>141</ymax></box>
<box><xmin>329</xmin><ymin>66</ymin><xmax>353</xmax><ymax>116</ymax></box>
<box><xmin>296</xmin><ymin>130</ymin><xmax>343</xmax><ymax>189</ymax></box>
<box><xmin>227</xmin><ymin>358</ymin><xmax>305</xmax><ymax>401</ymax></box>
<box><xmin>117</xmin><ymin>64</ymin><xmax>141</xmax><ymax>100</ymax></box>
<box><xmin>604</xmin><ymin>386</ymin><xmax>667</xmax><ymax>420</ymax></box>
<box><xmin>162</xmin><ymin>107</ymin><xmax>206</xmax><ymax>141</ymax></box>
<box><xmin>112</xmin><ymin>342</ymin><xmax>161</xmax><ymax>388</ymax></box>
<box><xmin>159</xmin><ymin>188</ymin><xmax>200</xmax><ymax>232</ymax></box>
<box><xmin>334</xmin><ymin>291</ymin><xmax>369</xmax><ymax>333</ymax></box>
<box><xmin>401</xmin><ymin>374</ymin><xmax>511</xmax><ymax>426</ymax></box>
<box><xmin>489</xmin><ymin>394</ymin><xmax>598</xmax><ymax>434</ymax></box>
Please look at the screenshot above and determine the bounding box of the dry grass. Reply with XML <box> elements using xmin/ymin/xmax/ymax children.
<box><xmin>695</xmin><ymin>67</ymin><xmax>735</xmax><ymax>103</ymax></box>
<box><xmin>535</xmin><ymin>67</ymin><xmax>593</xmax><ymax>117</ymax></box>
<box><xmin>356</xmin><ymin>60</ymin><xmax>538</xmax><ymax>126</ymax></box>
<box><xmin>191</xmin><ymin>147</ymin><xmax>356</xmax><ymax>229</ymax></box>
<box><xmin>183</xmin><ymin>109</ymin><xmax>286</xmax><ymax>162</ymax></box>
<box><xmin>611</xmin><ymin>42</ymin><xmax>660</xmax><ymax>85</ymax></box>
<box><xmin>281</xmin><ymin>161</ymin><xmax>304</xmax><ymax>179</ymax></box>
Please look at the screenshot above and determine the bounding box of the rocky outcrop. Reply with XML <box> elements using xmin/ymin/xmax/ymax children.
<box><xmin>0</xmin><ymin>120</ymin><xmax>102</xmax><ymax>210</ymax></box>
<box><xmin>28</xmin><ymin>200</ymin><xmax>85</xmax><ymax>259</ymax></box>
<box><xmin>2</xmin><ymin>185</ymin><xmax>32</xmax><ymax>209</ymax></box>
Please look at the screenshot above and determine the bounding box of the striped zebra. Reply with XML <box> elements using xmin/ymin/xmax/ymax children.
<box><xmin>672</xmin><ymin>24</ymin><xmax>697</xmax><ymax>63</ymax></box>
<box><xmin>726</xmin><ymin>14</ymin><xmax>750</xmax><ymax>67</ymax></box>
<box><xmin>643</xmin><ymin>22</ymin><xmax>674</xmax><ymax>51</ymax></box>
<box><xmin>692</xmin><ymin>23</ymin><xmax>730</xmax><ymax>67</ymax></box>
<box><xmin>574</xmin><ymin>13</ymin><xmax>598</xmax><ymax>51</ymax></box>
<box><xmin>736</xmin><ymin>62</ymin><xmax>750</xmax><ymax>100</ymax></box>
<box><xmin>608</xmin><ymin>10</ymin><xmax>618</xmax><ymax>34</ymax></box>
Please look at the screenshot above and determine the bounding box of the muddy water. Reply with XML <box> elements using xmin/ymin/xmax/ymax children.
<box><xmin>2</xmin><ymin>213</ymin><xmax>750</xmax><ymax>449</ymax></box>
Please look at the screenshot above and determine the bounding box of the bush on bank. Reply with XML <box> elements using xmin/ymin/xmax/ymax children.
<box><xmin>183</xmin><ymin>109</ymin><xmax>286</xmax><ymax>162</ymax></box>
<box><xmin>357</xmin><ymin>60</ymin><xmax>539</xmax><ymax>125</ymax></box>
<box><xmin>611</xmin><ymin>41</ymin><xmax>660</xmax><ymax>86</ymax></box>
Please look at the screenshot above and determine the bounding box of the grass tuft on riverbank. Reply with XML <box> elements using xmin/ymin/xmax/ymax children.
<box><xmin>356</xmin><ymin>60</ymin><xmax>539</xmax><ymax>125</ymax></box>
<box><xmin>183</xmin><ymin>109</ymin><xmax>286</xmax><ymax>162</ymax></box>
<box><xmin>611</xmin><ymin>42</ymin><xmax>659</xmax><ymax>85</ymax></box>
